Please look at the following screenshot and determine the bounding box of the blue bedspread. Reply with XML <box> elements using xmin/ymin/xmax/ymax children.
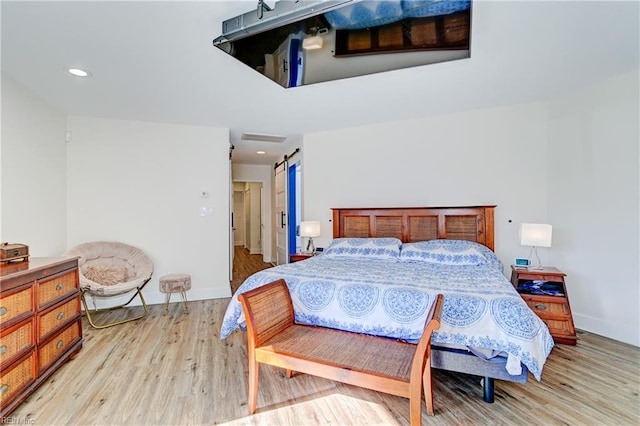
<box><xmin>220</xmin><ymin>255</ymin><xmax>554</xmax><ymax>380</ymax></box>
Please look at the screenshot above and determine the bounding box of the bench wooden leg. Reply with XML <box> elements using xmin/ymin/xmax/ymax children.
<box><xmin>409</xmin><ymin>383</ymin><xmax>423</xmax><ymax>426</ymax></box>
<box><xmin>423</xmin><ymin>365</ymin><xmax>434</xmax><ymax>416</ymax></box>
<box><xmin>285</xmin><ymin>369</ymin><xmax>294</xmax><ymax>378</ymax></box>
<box><xmin>248</xmin><ymin>356</ymin><xmax>259</xmax><ymax>414</ymax></box>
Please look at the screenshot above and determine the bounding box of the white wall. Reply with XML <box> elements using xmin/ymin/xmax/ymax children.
<box><xmin>547</xmin><ymin>69</ymin><xmax>639</xmax><ymax>346</ymax></box>
<box><xmin>232</xmin><ymin>163</ymin><xmax>273</xmax><ymax>262</ymax></box>
<box><xmin>66</xmin><ymin>116</ymin><xmax>231</xmax><ymax>304</ymax></box>
<box><xmin>303</xmin><ymin>84</ymin><xmax>639</xmax><ymax>346</ymax></box>
<box><xmin>303</xmin><ymin>102</ymin><xmax>551</xmax><ymax>269</ymax></box>
<box><xmin>1</xmin><ymin>74</ymin><xmax>68</xmax><ymax>255</ymax></box>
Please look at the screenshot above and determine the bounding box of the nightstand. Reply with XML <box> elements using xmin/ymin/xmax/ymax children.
<box><xmin>290</xmin><ymin>253</ymin><xmax>314</xmax><ymax>263</ymax></box>
<box><xmin>510</xmin><ymin>265</ymin><xmax>577</xmax><ymax>345</ymax></box>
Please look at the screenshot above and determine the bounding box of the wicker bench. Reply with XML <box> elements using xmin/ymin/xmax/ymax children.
<box><xmin>238</xmin><ymin>279</ymin><xmax>444</xmax><ymax>426</ymax></box>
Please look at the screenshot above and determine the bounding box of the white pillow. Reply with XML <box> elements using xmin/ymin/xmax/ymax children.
<box><xmin>324</xmin><ymin>238</ymin><xmax>401</xmax><ymax>260</ymax></box>
<box><xmin>400</xmin><ymin>239</ymin><xmax>488</xmax><ymax>265</ymax></box>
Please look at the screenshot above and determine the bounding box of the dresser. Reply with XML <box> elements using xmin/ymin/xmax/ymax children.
<box><xmin>0</xmin><ymin>257</ymin><xmax>83</xmax><ymax>416</ymax></box>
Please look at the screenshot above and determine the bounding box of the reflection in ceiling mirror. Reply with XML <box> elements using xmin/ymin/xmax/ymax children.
<box><xmin>213</xmin><ymin>0</ymin><xmax>472</xmax><ymax>88</ymax></box>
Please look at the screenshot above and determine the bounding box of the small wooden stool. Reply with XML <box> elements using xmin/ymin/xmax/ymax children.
<box><xmin>159</xmin><ymin>273</ymin><xmax>191</xmax><ymax>314</ymax></box>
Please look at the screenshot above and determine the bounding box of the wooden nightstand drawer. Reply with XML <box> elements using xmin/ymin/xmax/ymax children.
<box><xmin>521</xmin><ymin>295</ymin><xmax>571</xmax><ymax>316</ymax></box>
<box><xmin>38</xmin><ymin>297</ymin><xmax>80</xmax><ymax>340</ymax></box>
<box><xmin>0</xmin><ymin>350</ymin><xmax>36</xmax><ymax>405</ymax></box>
<box><xmin>38</xmin><ymin>269</ymin><xmax>78</xmax><ymax>308</ymax></box>
<box><xmin>516</xmin><ymin>273</ymin><xmax>564</xmax><ymax>282</ymax></box>
<box><xmin>38</xmin><ymin>320</ymin><xmax>81</xmax><ymax>373</ymax></box>
<box><xmin>0</xmin><ymin>286</ymin><xmax>33</xmax><ymax>326</ymax></box>
<box><xmin>0</xmin><ymin>321</ymin><xmax>34</xmax><ymax>366</ymax></box>
<box><xmin>544</xmin><ymin>318</ymin><xmax>575</xmax><ymax>337</ymax></box>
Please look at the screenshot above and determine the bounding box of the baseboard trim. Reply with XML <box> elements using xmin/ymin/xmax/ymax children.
<box><xmin>574</xmin><ymin>313</ymin><xmax>639</xmax><ymax>347</ymax></box>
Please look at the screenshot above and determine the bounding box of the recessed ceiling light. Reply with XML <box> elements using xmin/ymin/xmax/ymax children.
<box><xmin>65</xmin><ymin>67</ymin><xmax>92</xmax><ymax>77</ymax></box>
<box><xmin>256</xmin><ymin>151</ymin><xmax>266</xmax><ymax>155</ymax></box>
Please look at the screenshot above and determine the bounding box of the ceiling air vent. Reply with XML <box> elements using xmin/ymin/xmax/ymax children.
<box><xmin>241</xmin><ymin>132</ymin><xmax>287</xmax><ymax>143</ymax></box>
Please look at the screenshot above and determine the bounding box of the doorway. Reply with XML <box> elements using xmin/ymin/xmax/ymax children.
<box><xmin>288</xmin><ymin>161</ymin><xmax>302</xmax><ymax>255</ymax></box>
<box><xmin>275</xmin><ymin>153</ymin><xmax>303</xmax><ymax>265</ymax></box>
<box><xmin>231</xmin><ymin>180</ymin><xmax>268</xmax><ymax>292</ymax></box>
<box><xmin>232</xmin><ymin>181</ymin><xmax>263</xmax><ymax>255</ymax></box>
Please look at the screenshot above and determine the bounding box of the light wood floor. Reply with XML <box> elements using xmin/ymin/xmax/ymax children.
<box><xmin>230</xmin><ymin>246</ymin><xmax>273</xmax><ymax>294</ymax></box>
<box><xmin>9</xmin><ymin>250</ymin><xmax>639</xmax><ymax>425</ymax></box>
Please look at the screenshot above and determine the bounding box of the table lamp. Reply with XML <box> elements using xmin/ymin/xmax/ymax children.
<box><xmin>299</xmin><ymin>221</ymin><xmax>321</xmax><ymax>253</ymax></box>
<box><xmin>519</xmin><ymin>223</ymin><xmax>552</xmax><ymax>269</ymax></box>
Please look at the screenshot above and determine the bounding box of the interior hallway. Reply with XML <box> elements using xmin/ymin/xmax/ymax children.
<box><xmin>231</xmin><ymin>246</ymin><xmax>273</xmax><ymax>293</ymax></box>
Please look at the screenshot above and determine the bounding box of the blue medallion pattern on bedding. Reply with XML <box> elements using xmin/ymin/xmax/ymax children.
<box><xmin>400</xmin><ymin>239</ymin><xmax>499</xmax><ymax>267</ymax></box>
<box><xmin>323</xmin><ymin>237</ymin><xmax>402</xmax><ymax>260</ymax></box>
<box><xmin>324</xmin><ymin>0</ymin><xmax>472</xmax><ymax>30</ymax></box>
<box><xmin>338</xmin><ymin>285</ymin><xmax>380</xmax><ymax>318</ymax></box>
<box><xmin>221</xmin><ymin>240</ymin><xmax>554</xmax><ymax>380</ymax></box>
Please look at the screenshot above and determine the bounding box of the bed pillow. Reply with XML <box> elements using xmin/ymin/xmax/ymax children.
<box><xmin>400</xmin><ymin>239</ymin><xmax>489</xmax><ymax>265</ymax></box>
<box><xmin>323</xmin><ymin>237</ymin><xmax>402</xmax><ymax>260</ymax></box>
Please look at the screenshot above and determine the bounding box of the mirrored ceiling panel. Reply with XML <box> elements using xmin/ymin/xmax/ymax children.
<box><xmin>213</xmin><ymin>0</ymin><xmax>472</xmax><ymax>88</ymax></box>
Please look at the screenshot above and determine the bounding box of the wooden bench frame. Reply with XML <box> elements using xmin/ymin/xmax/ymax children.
<box><xmin>238</xmin><ymin>279</ymin><xmax>444</xmax><ymax>426</ymax></box>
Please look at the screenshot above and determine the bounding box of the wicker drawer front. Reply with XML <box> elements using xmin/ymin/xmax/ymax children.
<box><xmin>0</xmin><ymin>351</ymin><xmax>36</xmax><ymax>404</ymax></box>
<box><xmin>38</xmin><ymin>270</ymin><xmax>77</xmax><ymax>308</ymax></box>
<box><xmin>38</xmin><ymin>321</ymin><xmax>81</xmax><ymax>373</ymax></box>
<box><xmin>39</xmin><ymin>298</ymin><xmax>79</xmax><ymax>339</ymax></box>
<box><xmin>0</xmin><ymin>287</ymin><xmax>33</xmax><ymax>325</ymax></box>
<box><xmin>0</xmin><ymin>321</ymin><xmax>34</xmax><ymax>365</ymax></box>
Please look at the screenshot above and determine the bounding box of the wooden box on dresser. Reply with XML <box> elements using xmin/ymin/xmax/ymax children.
<box><xmin>0</xmin><ymin>257</ymin><xmax>83</xmax><ymax>417</ymax></box>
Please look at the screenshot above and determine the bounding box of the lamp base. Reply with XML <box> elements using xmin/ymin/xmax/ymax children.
<box><xmin>305</xmin><ymin>237</ymin><xmax>315</xmax><ymax>254</ymax></box>
<box><xmin>527</xmin><ymin>246</ymin><xmax>544</xmax><ymax>269</ymax></box>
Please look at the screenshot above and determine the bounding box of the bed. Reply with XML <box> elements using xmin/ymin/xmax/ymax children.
<box><xmin>221</xmin><ymin>206</ymin><xmax>554</xmax><ymax>402</ymax></box>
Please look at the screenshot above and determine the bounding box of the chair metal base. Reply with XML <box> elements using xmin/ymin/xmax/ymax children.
<box><xmin>81</xmin><ymin>287</ymin><xmax>149</xmax><ymax>329</ymax></box>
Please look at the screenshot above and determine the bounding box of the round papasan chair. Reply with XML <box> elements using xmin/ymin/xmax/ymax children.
<box><xmin>64</xmin><ymin>241</ymin><xmax>154</xmax><ymax>329</ymax></box>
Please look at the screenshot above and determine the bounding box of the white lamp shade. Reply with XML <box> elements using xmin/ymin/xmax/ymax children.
<box><xmin>299</xmin><ymin>221</ymin><xmax>321</xmax><ymax>238</ymax></box>
<box><xmin>302</xmin><ymin>35</ymin><xmax>323</xmax><ymax>50</ymax></box>
<box><xmin>519</xmin><ymin>223</ymin><xmax>552</xmax><ymax>247</ymax></box>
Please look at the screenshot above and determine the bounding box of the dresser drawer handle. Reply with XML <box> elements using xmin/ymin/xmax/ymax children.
<box><xmin>0</xmin><ymin>384</ymin><xmax>9</xmax><ymax>396</ymax></box>
<box><xmin>57</xmin><ymin>312</ymin><xmax>65</xmax><ymax>321</ymax></box>
<box><xmin>56</xmin><ymin>283</ymin><xmax>64</xmax><ymax>291</ymax></box>
<box><xmin>56</xmin><ymin>340</ymin><xmax>64</xmax><ymax>350</ymax></box>
<box><xmin>0</xmin><ymin>345</ymin><xmax>7</xmax><ymax>356</ymax></box>
<box><xmin>534</xmin><ymin>303</ymin><xmax>548</xmax><ymax>310</ymax></box>
<box><xmin>0</xmin><ymin>306</ymin><xmax>7</xmax><ymax>316</ymax></box>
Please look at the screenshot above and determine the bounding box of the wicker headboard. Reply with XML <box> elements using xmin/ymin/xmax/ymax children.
<box><xmin>331</xmin><ymin>206</ymin><xmax>496</xmax><ymax>251</ymax></box>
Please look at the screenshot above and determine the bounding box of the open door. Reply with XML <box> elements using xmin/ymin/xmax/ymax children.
<box><xmin>274</xmin><ymin>162</ymin><xmax>288</xmax><ymax>265</ymax></box>
<box><xmin>229</xmin><ymin>153</ymin><xmax>234</xmax><ymax>281</ymax></box>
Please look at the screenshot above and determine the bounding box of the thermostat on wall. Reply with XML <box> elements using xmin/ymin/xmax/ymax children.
<box><xmin>514</xmin><ymin>258</ymin><xmax>531</xmax><ymax>268</ymax></box>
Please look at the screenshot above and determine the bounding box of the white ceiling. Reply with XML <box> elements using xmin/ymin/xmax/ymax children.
<box><xmin>2</xmin><ymin>1</ymin><xmax>638</xmax><ymax>165</ymax></box>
